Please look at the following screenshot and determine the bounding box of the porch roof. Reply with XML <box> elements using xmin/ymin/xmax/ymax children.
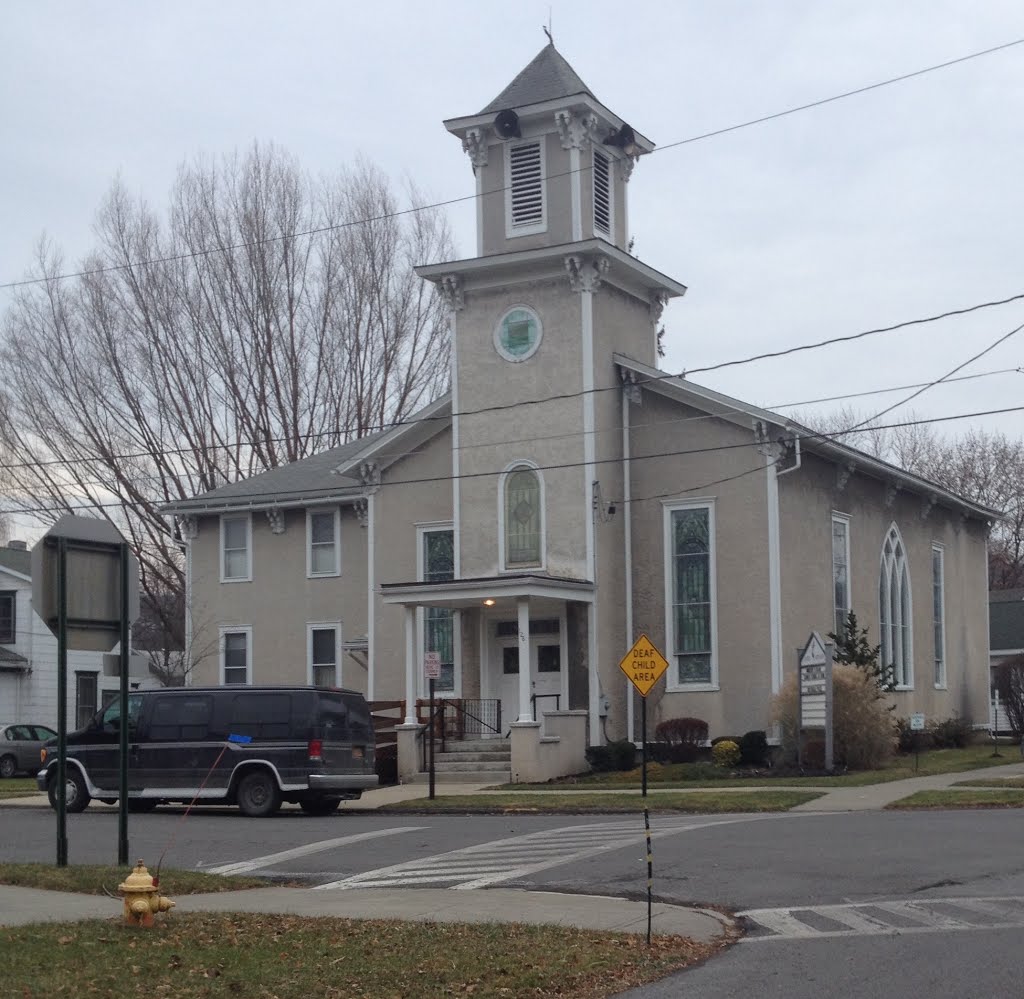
<box><xmin>379</xmin><ymin>573</ymin><xmax>594</xmax><ymax>608</ymax></box>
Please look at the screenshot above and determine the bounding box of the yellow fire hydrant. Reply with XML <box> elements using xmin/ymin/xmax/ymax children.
<box><xmin>117</xmin><ymin>860</ymin><xmax>175</xmax><ymax>927</ymax></box>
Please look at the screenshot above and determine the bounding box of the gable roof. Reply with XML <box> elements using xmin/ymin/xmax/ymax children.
<box><xmin>161</xmin><ymin>395</ymin><xmax>454</xmax><ymax>517</ymax></box>
<box><xmin>480</xmin><ymin>44</ymin><xmax>596</xmax><ymax>114</ymax></box>
<box><xmin>615</xmin><ymin>353</ymin><xmax>1002</xmax><ymax>522</ymax></box>
<box><xmin>991</xmin><ymin>589</ymin><xmax>1024</xmax><ymax>652</ymax></box>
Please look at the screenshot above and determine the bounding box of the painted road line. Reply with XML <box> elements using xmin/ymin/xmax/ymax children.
<box><xmin>207</xmin><ymin>827</ymin><xmax>427</xmax><ymax>875</ymax></box>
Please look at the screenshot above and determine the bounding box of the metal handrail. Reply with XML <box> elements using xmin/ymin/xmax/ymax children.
<box><xmin>530</xmin><ymin>693</ymin><xmax>561</xmax><ymax>716</ymax></box>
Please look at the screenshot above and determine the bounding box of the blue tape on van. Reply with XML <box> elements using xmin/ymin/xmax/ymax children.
<box><xmin>228</xmin><ymin>734</ymin><xmax>252</xmax><ymax>744</ymax></box>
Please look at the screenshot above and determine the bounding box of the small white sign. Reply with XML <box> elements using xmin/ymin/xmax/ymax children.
<box><xmin>910</xmin><ymin>712</ymin><xmax>926</xmax><ymax>732</ymax></box>
<box><xmin>800</xmin><ymin>632</ymin><xmax>828</xmax><ymax>668</ymax></box>
<box><xmin>424</xmin><ymin>651</ymin><xmax>442</xmax><ymax>680</ymax></box>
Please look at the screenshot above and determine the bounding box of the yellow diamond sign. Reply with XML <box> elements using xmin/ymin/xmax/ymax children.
<box><xmin>618</xmin><ymin>634</ymin><xmax>670</xmax><ymax>697</ymax></box>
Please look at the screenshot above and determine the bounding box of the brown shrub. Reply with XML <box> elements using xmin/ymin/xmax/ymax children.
<box><xmin>771</xmin><ymin>666</ymin><xmax>896</xmax><ymax>770</ymax></box>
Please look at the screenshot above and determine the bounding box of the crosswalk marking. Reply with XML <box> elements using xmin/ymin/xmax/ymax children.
<box><xmin>206</xmin><ymin>827</ymin><xmax>426</xmax><ymax>875</ymax></box>
<box><xmin>740</xmin><ymin>896</ymin><xmax>1024</xmax><ymax>941</ymax></box>
<box><xmin>315</xmin><ymin>816</ymin><xmax>765</xmax><ymax>891</ymax></box>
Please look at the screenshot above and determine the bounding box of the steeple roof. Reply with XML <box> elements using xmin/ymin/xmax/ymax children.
<box><xmin>479</xmin><ymin>44</ymin><xmax>597</xmax><ymax>114</ymax></box>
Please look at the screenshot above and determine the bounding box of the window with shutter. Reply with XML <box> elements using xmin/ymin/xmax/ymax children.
<box><xmin>507</xmin><ymin>141</ymin><xmax>545</xmax><ymax>234</ymax></box>
<box><xmin>593</xmin><ymin>148</ymin><xmax>612</xmax><ymax>237</ymax></box>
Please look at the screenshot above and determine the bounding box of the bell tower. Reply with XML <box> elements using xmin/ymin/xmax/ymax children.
<box><xmin>443</xmin><ymin>43</ymin><xmax>652</xmax><ymax>257</ymax></box>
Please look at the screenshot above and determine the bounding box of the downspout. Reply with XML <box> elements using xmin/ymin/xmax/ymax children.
<box><xmin>622</xmin><ymin>381</ymin><xmax>635</xmax><ymax>743</ymax></box>
<box><xmin>367</xmin><ymin>493</ymin><xmax>376</xmax><ymax>701</ymax></box>
<box><xmin>764</xmin><ymin>429</ymin><xmax>800</xmax><ymax>697</ymax></box>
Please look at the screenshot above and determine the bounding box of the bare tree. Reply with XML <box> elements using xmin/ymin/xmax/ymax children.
<box><xmin>794</xmin><ymin>407</ymin><xmax>1024</xmax><ymax>589</ymax></box>
<box><xmin>0</xmin><ymin>144</ymin><xmax>454</xmax><ymax>662</ymax></box>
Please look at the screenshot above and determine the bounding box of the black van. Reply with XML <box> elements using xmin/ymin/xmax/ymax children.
<box><xmin>36</xmin><ymin>686</ymin><xmax>378</xmax><ymax>817</ymax></box>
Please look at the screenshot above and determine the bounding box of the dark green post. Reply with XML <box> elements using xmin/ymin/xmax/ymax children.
<box><xmin>118</xmin><ymin>542</ymin><xmax>130</xmax><ymax>865</ymax></box>
<box><xmin>56</xmin><ymin>537</ymin><xmax>68</xmax><ymax>867</ymax></box>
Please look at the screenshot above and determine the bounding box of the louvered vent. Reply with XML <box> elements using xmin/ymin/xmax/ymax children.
<box><xmin>593</xmin><ymin>149</ymin><xmax>612</xmax><ymax>236</ymax></box>
<box><xmin>509</xmin><ymin>142</ymin><xmax>544</xmax><ymax>229</ymax></box>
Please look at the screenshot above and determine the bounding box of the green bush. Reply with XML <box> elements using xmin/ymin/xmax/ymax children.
<box><xmin>738</xmin><ymin>730</ymin><xmax>769</xmax><ymax>767</ymax></box>
<box><xmin>585</xmin><ymin>739</ymin><xmax>637</xmax><ymax>772</ymax></box>
<box><xmin>711</xmin><ymin>739</ymin><xmax>741</xmax><ymax>768</ymax></box>
<box><xmin>929</xmin><ymin>715</ymin><xmax>972</xmax><ymax>749</ymax></box>
<box><xmin>895</xmin><ymin>717</ymin><xmax>933</xmax><ymax>754</ymax></box>
<box><xmin>673</xmin><ymin>761</ymin><xmax>727</xmax><ymax>781</ymax></box>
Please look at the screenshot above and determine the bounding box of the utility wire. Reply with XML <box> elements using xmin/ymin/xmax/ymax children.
<box><xmin>1</xmin><ymin>36</ymin><xmax>1021</xmax><ymax>293</ymax></box>
<box><xmin>3</xmin><ymin>403</ymin><xmax>1019</xmax><ymax>520</ymax></box>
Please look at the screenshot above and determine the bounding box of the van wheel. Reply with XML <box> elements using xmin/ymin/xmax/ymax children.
<box><xmin>48</xmin><ymin>770</ymin><xmax>90</xmax><ymax>813</ymax></box>
<box><xmin>299</xmin><ymin>796</ymin><xmax>341</xmax><ymax>816</ymax></box>
<box><xmin>236</xmin><ymin>771</ymin><xmax>281</xmax><ymax>817</ymax></box>
<box><xmin>0</xmin><ymin>755</ymin><xmax>16</xmax><ymax>779</ymax></box>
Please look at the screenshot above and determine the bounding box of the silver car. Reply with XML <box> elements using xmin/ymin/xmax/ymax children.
<box><xmin>1</xmin><ymin>724</ymin><xmax>57</xmax><ymax>778</ymax></box>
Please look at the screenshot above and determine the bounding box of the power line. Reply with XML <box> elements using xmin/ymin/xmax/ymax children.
<box><xmin>3</xmin><ymin>402</ymin><xmax>1019</xmax><ymax>520</ymax></box>
<box><xmin>2</xmin><ymin>36</ymin><xmax>1021</xmax><ymax>293</ymax></box>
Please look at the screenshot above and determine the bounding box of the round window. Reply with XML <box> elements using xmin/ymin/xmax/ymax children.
<box><xmin>494</xmin><ymin>307</ymin><xmax>542</xmax><ymax>362</ymax></box>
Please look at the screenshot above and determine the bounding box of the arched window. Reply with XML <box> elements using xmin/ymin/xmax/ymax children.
<box><xmin>879</xmin><ymin>524</ymin><xmax>912</xmax><ymax>687</ymax></box>
<box><xmin>504</xmin><ymin>465</ymin><xmax>542</xmax><ymax>567</ymax></box>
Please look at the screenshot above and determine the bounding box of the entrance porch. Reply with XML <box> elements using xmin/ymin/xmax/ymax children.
<box><xmin>380</xmin><ymin>574</ymin><xmax>595</xmax><ymax>783</ymax></box>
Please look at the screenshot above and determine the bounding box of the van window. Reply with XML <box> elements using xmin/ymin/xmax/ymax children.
<box><xmin>149</xmin><ymin>695</ymin><xmax>213</xmax><ymax>741</ymax></box>
<box><xmin>99</xmin><ymin>694</ymin><xmax>144</xmax><ymax>735</ymax></box>
<box><xmin>318</xmin><ymin>693</ymin><xmax>372</xmax><ymax>743</ymax></box>
<box><xmin>228</xmin><ymin>693</ymin><xmax>294</xmax><ymax>739</ymax></box>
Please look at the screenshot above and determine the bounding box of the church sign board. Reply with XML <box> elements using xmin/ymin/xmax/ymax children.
<box><xmin>797</xmin><ymin>631</ymin><xmax>834</xmax><ymax>772</ymax></box>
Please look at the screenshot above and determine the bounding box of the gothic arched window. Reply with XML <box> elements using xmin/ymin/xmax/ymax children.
<box><xmin>879</xmin><ymin>524</ymin><xmax>912</xmax><ymax>687</ymax></box>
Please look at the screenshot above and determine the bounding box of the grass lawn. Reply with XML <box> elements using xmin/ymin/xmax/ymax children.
<box><xmin>0</xmin><ymin>777</ymin><xmax>41</xmax><ymax>799</ymax></box>
<box><xmin>502</xmin><ymin>744</ymin><xmax>1019</xmax><ymax>791</ymax></box>
<box><xmin>886</xmin><ymin>789</ymin><xmax>1024</xmax><ymax>810</ymax></box>
<box><xmin>0</xmin><ymin>863</ymin><xmax>265</xmax><ymax>896</ymax></box>
<box><xmin>2</xmin><ymin>913</ymin><xmax>732</xmax><ymax>999</ymax></box>
<box><xmin>379</xmin><ymin>790</ymin><xmax>821</xmax><ymax>814</ymax></box>
<box><xmin>953</xmin><ymin>776</ymin><xmax>1024</xmax><ymax>788</ymax></box>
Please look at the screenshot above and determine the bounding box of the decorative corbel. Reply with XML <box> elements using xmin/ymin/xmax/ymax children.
<box><xmin>836</xmin><ymin>463</ymin><xmax>855</xmax><ymax>493</ymax></box>
<box><xmin>617</xmin><ymin>156</ymin><xmax>636</xmax><ymax>183</ymax></box>
<box><xmin>554</xmin><ymin>109</ymin><xmax>599</xmax><ymax>150</ymax></box>
<box><xmin>885</xmin><ymin>481</ymin><xmax>902</xmax><ymax>508</ymax></box>
<box><xmin>564</xmin><ymin>254</ymin><xmax>610</xmax><ymax>293</ymax></box>
<box><xmin>177</xmin><ymin>515</ymin><xmax>199</xmax><ymax>542</ymax></box>
<box><xmin>461</xmin><ymin>127</ymin><xmax>488</xmax><ymax>173</ymax></box>
<box><xmin>354</xmin><ymin>497</ymin><xmax>369</xmax><ymax>528</ymax></box>
<box><xmin>439</xmin><ymin>273</ymin><xmax>464</xmax><ymax>312</ymax></box>
<box><xmin>265</xmin><ymin>508</ymin><xmax>285</xmax><ymax>535</ymax></box>
<box><xmin>648</xmin><ymin>291</ymin><xmax>669</xmax><ymax>328</ymax></box>
<box><xmin>359</xmin><ymin>461</ymin><xmax>381</xmax><ymax>491</ymax></box>
<box><xmin>619</xmin><ymin>366</ymin><xmax>643</xmax><ymax>406</ymax></box>
<box><xmin>920</xmin><ymin>493</ymin><xmax>937</xmax><ymax>521</ymax></box>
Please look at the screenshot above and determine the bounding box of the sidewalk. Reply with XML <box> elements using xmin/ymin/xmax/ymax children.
<box><xmin>0</xmin><ymin>883</ymin><xmax>732</xmax><ymax>940</ymax></box>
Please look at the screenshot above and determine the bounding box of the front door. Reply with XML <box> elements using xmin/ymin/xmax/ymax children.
<box><xmin>497</xmin><ymin>637</ymin><xmax>564</xmax><ymax>735</ymax></box>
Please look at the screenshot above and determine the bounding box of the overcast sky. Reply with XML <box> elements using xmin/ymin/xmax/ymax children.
<box><xmin>3</xmin><ymin>1</ymin><xmax>1024</xmax><ymax>462</ymax></box>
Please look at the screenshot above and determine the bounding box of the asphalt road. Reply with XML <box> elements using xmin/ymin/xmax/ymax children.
<box><xmin>6</xmin><ymin>804</ymin><xmax>1024</xmax><ymax>996</ymax></box>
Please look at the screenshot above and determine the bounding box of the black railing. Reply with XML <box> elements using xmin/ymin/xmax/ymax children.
<box><xmin>416</xmin><ymin>698</ymin><xmax>502</xmax><ymax>771</ymax></box>
<box><xmin>530</xmin><ymin>693</ymin><xmax>561</xmax><ymax>717</ymax></box>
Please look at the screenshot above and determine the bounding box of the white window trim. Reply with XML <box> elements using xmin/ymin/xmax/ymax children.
<box><xmin>504</xmin><ymin>138</ymin><xmax>547</xmax><ymax>238</ymax></box>
<box><xmin>220</xmin><ymin>513</ymin><xmax>252</xmax><ymax>583</ymax></box>
<box><xmin>416</xmin><ymin>522</ymin><xmax>459</xmax><ymax>697</ymax></box>
<box><xmin>497</xmin><ymin>460</ymin><xmax>546</xmax><ymax>573</ymax></box>
<box><xmin>306</xmin><ymin>506</ymin><xmax>341</xmax><ymax>578</ymax></box>
<box><xmin>493</xmin><ymin>305</ymin><xmax>544</xmax><ymax>363</ymax></box>
<box><xmin>932</xmin><ymin>543</ymin><xmax>946</xmax><ymax>689</ymax></box>
<box><xmin>307</xmin><ymin>621</ymin><xmax>342</xmax><ymax>687</ymax></box>
<box><xmin>592</xmin><ymin>146</ymin><xmax>615</xmax><ymax>243</ymax></box>
<box><xmin>663</xmin><ymin>499</ymin><xmax>719</xmax><ymax>692</ymax></box>
<box><xmin>219</xmin><ymin>625</ymin><xmax>252</xmax><ymax>686</ymax></box>
<box><xmin>879</xmin><ymin>522</ymin><xmax>914</xmax><ymax>690</ymax></box>
<box><xmin>832</xmin><ymin>512</ymin><xmax>852</xmax><ymax>635</ymax></box>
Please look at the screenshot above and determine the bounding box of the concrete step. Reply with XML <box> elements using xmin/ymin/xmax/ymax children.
<box><xmin>405</xmin><ymin>770</ymin><xmax>511</xmax><ymax>785</ymax></box>
<box><xmin>435</xmin><ymin>751</ymin><xmax>511</xmax><ymax>764</ymax></box>
<box><xmin>439</xmin><ymin>738</ymin><xmax>508</xmax><ymax>753</ymax></box>
<box><xmin>434</xmin><ymin>760</ymin><xmax>511</xmax><ymax>772</ymax></box>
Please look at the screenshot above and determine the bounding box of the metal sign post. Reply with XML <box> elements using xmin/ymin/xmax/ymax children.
<box><xmin>424</xmin><ymin>652</ymin><xmax>441</xmax><ymax>801</ymax></box>
<box><xmin>618</xmin><ymin>634</ymin><xmax>670</xmax><ymax>946</ymax></box>
<box><xmin>32</xmin><ymin>516</ymin><xmax>140</xmax><ymax>868</ymax></box>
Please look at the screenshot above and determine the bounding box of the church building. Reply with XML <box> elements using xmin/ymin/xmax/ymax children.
<box><xmin>164</xmin><ymin>44</ymin><xmax>995</xmax><ymax>782</ymax></box>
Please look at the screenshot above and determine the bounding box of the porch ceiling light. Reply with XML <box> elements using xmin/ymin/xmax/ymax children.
<box><xmin>483</xmin><ymin>598</ymin><xmax>496</xmax><ymax>606</ymax></box>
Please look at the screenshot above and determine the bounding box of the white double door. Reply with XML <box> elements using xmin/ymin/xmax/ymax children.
<box><xmin>497</xmin><ymin>635</ymin><xmax>563</xmax><ymax>734</ymax></box>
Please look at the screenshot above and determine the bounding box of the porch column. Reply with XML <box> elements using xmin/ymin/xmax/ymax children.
<box><xmin>404</xmin><ymin>605</ymin><xmax>417</xmax><ymax>725</ymax></box>
<box><xmin>517</xmin><ymin>596</ymin><xmax>532</xmax><ymax>722</ymax></box>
